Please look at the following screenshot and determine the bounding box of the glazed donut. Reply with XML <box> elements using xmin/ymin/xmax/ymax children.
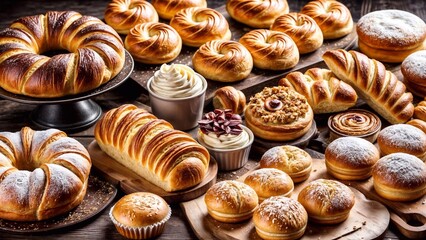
<box><xmin>271</xmin><ymin>12</ymin><xmax>323</xmax><ymax>54</ymax></box>
<box><xmin>105</xmin><ymin>0</ymin><xmax>159</xmax><ymax>35</ymax></box>
<box><xmin>192</xmin><ymin>40</ymin><xmax>253</xmax><ymax>82</ymax></box>
<box><xmin>151</xmin><ymin>0</ymin><xmax>207</xmax><ymax>20</ymax></box>
<box><xmin>212</xmin><ymin>86</ymin><xmax>246</xmax><ymax>115</ymax></box>
<box><xmin>301</xmin><ymin>0</ymin><xmax>353</xmax><ymax>39</ymax></box>
<box><xmin>239</xmin><ymin>29</ymin><xmax>299</xmax><ymax>70</ymax></box>
<box><xmin>245</xmin><ymin>86</ymin><xmax>314</xmax><ymax>141</ymax></box>
<box><xmin>170</xmin><ymin>7</ymin><xmax>231</xmax><ymax>47</ymax></box>
<box><xmin>226</xmin><ymin>0</ymin><xmax>289</xmax><ymax>29</ymax></box>
<box><xmin>124</xmin><ymin>22</ymin><xmax>182</xmax><ymax>64</ymax></box>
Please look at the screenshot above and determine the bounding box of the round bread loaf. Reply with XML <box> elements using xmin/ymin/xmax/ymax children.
<box><xmin>239</xmin><ymin>29</ymin><xmax>299</xmax><ymax>70</ymax></box>
<box><xmin>253</xmin><ymin>196</ymin><xmax>308</xmax><ymax>240</ymax></box>
<box><xmin>152</xmin><ymin>0</ymin><xmax>207</xmax><ymax>20</ymax></box>
<box><xmin>212</xmin><ymin>86</ymin><xmax>246</xmax><ymax>115</ymax></box>
<box><xmin>0</xmin><ymin>11</ymin><xmax>125</xmax><ymax>98</ymax></box>
<box><xmin>0</xmin><ymin>127</ymin><xmax>91</xmax><ymax>221</ymax></box>
<box><xmin>325</xmin><ymin>137</ymin><xmax>380</xmax><ymax>180</ymax></box>
<box><xmin>260</xmin><ymin>145</ymin><xmax>312</xmax><ymax>183</ymax></box>
<box><xmin>401</xmin><ymin>50</ymin><xmax>426</xmax><ymax>96</ymax></box>
<box><xmin>271</xmin><ymin>12</ymin><xmax>323</xmax><ymax>54</ymax></box>
<box><xmin>356</xmin><ymin>10</ymin><xmax>426</xmax><ymax>63</ymax></box>
<box><xmin>204</xmin><ymin>180</ymin><xmax>258</xmax><ymax>223</ymax></box>
<box><xmin>105</xmin><ymin>0</ymin><xmax>159</xmax><ymax>34</ymax></box>
<box><xmin>298</xmin><ymin>179</ymin><xmax>355</xmax><ymax>224</ymax></box>
<box><xmin>124</xmin><ymin>22</ymin><xmax>182</xmax><ymax>64</ymax></box>
<box><xmin>372</xmin><ymin>153</ymin><xmax>426</xmax><ymax>201</ymax></box>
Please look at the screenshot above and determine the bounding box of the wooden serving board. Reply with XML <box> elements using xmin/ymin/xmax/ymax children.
<box><xmin>181</xmin><ymin>159</ymin><xmax>390</xmax><ymax>240</ymax></box>
<box><xmin>87</xmin><ymin>140</ymin><xmax>218</xmax><ymax>203</ymax></box>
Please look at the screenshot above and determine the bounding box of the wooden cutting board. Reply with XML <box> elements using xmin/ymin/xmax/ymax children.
<box><xmin>87</xmin><ymin>140</ymin><xmax>218</xmax><ymax>203</ymax></box>
<box><xmin>181</xmin><ymin>159</ymin><xmax>390</xmax><ymax>240</ymax></box>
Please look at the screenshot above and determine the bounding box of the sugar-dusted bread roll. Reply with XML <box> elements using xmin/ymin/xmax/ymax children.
<box><xmin>151</xmin><ymin>0</ymin><xmax>207</xmax><ymax>20</ymax></box>
<box><xmin>212</xmin><ymin>86</ymin><xmax>246</xmax><ymax>115</ymax></box>
<box><xmin>322</xmin><ymin>49</ymin><xmax>414</xmax><ymax>124</ymax></box>
<box><xmin>401</xmin><ymin>51</ymin><xmax>426</xmax><ymax>97</ymax></box>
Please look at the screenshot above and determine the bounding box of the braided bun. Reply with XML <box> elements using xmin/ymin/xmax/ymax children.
<box><xmin>212</xmin><ymin>86</ymin><xmax>246</xmax><ymax>115</ymax></box>
<box><xmin>152</xmin><ymin>0</ymin><xmax>207</xmax><ymax>20</ymax></box>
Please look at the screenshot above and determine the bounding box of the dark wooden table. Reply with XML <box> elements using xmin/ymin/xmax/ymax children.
<box><xmin>0</xmin><ymin>0</ymin><xmax>424</xmax><ymax>239</ymax></box>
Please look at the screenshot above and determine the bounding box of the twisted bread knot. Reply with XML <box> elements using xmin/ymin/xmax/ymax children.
<box><xmin>152</xmin><ymin>0</ymin><xmax>207</xmax><ymax>20</ymax></box>
<box><xmin>239</xmin><ymin>29</ymin><xmax>299</xmax><ymax>70</ymax></box>
<box><xmin>105</xmin><ymin>0</ymin><xmax>158</xmax><ymax>34</ymax></box>
<box><xmin>192</xmin><ymin>40</ymin><xmax>253</xmax><ymax>82</ymax></box>
<box><xmin>301</xmin><ymin>0</ymin><xmax>353</xmax><ymax>39</ymax></box>
<box><xmin>170</xmin><ymin>7</ymin><xmax>231</xmax><ymax>47</ymax></box>
<box><xmin>125</xmin><ymin>22</ymin><xmax>182</xmax><ymax>64</ymax></box>
<box><xmin>213</xmin><ymin>86</ymin><xmax>246</xmax><ymax>115</ymax></box>
<box><xmin>271</xmin><ymin>12</ymin><xmax>323</xmax><ymax>54</ymax></box>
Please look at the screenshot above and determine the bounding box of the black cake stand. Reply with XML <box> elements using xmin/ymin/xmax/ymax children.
<box><xmin>0</xmin><ymin>51</ymin><xmax>134</xmax><ymax>132</ymax></box>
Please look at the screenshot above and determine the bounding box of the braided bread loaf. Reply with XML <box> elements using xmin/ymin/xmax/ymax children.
<box><xmin>279</xmin><ymin>68</ymin><xmax>357</xmax><ymax>114</ymax></box>
<box><xmin>0</xmin><ymin>11</ymin><xmax>125</xmax><ymax>98</ymax></box>
<box><xmin>94</xmin><ymin>104</ymin><xmax>210</xmax><ymax>192</ymax></box>
<box><xmin>323</xmin><ymin>49</ymin><xmax>414</xmax><ymax>124</ymax></box>
<box><xmin>0</xmin><ymin>127</ymin><xmax>91</xmax><ymax>221</ymax></box>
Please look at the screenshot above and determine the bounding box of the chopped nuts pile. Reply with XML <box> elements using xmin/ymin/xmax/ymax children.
<box><xmin>198</xmin><ymin>109</ymin><xmax>243</xmax><ymax>136</ymax></box>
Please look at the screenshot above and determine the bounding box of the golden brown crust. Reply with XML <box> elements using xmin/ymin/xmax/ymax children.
<box><xmin>212</xmin><ymin>86</ymin><xmax>246</xmax><ymax>114</ymax></box>
<box><xmin>358</xmin><ymin>39</ymin><xmax>426</xmax><ymax>63</ymax></box>
<box><xmin>226</xmin><ymin>0</ymin><xmax>289</xmax><ymax>29</ymax></box>
<box><xmin>105</xmin><ymin>0</ymin><xmax>159</xmax><ymax>34</ymax></box>
<box><xmin>170</xmin><ymin>7</ymin><xmax>231</xmax><ymax>47</ymax></box>
<box><xmin>407</xmin><ymin>119</ymin><xmax>426</xmax><ymax>134</ymax></box>
<box><xmin>152</xmin><ymin>0</ymin><xmax>207</xmax><ymax>20</ymax></box>
<box><xmin>402</xmin><ymin>50</ymin><xmax>426</xmax><ymax>86</ymax></box>
<box><xmin>124</xmin><ymin>22</ymin><xmax>182</xmax><ymax>64</ymax></box>
<box><xmin>192</xmin><ymin>40</ymin><xmax>253</xmax><ymax>82</ymax></box>
<box><xmin>239</xmin><ymin>29</ymin><xmax>299</xmax><ymax>70</ymax></box>
<box><xmin>271</xmin><ymin>12</ymin><xmax>323</xmax><ymax>54</ymax></box>
<box><xmin>414</xmin><ymin>99</ymin><xmax>426</xmax><ymax>121</ymax></box>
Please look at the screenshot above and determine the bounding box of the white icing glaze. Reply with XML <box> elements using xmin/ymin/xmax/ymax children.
<box><xmin>198</xmin><ymin>130</ymin><xmax>250</xmax><ymax>149</ymax></box>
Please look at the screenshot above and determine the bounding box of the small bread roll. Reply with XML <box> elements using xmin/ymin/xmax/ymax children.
<box><xmin>204</xmin><ymin>180</ymin><xmax>258</xmax><ymax>223</ymax></box>
<box><xmin>170</xmin><ymin>7</ymin><xmax>231</xmax><ymax>47</ymax></box>
<box><xmin>260</xmin><ymin>145</ymin><xmax>312</xmax><ymax>183</ymax></box>
<box><xmin>124</xmin><ymin>22</ymin><xmax>182</xmax><ymax>64</ymax></box>
<box><xmin>414</xmin><ymin>98</ymin><xmax>426</xmax><ymax>121</ymax></box>
<box><xmin>212</xmin><ymin>86</ymin><xmax>246</xmax><ymax>114</ymax></box>
<box><xmin>192</xmin><ymin>40</ymin><xmax>253</xmax><ymax>82</ymax></box>
<box><xmin>271</xmin><ymin>12</ymin><xmax>323</xmax><ymax>54</ymax></box>
<box><xmin>253</xmin><ymin>196</ymin><xmax>308</xmax><ymax>240</ymax></box>
<box><xmin>377</xmin><ymin>124</ymin><xmax>426</xmax><ymax>161</ymax></box>
<box><xmin>151</xmin><ymin>0</ymin><xmax>207</xmax><ymax>20</ymax></box>
<box><xmin>325</xmin><ymin>137</ymin><xmax>380</xmax><ymax>180</ymax></box>
<box><xmin>239</xmin><ymin>29</ymin><xmax>299</xmax><ymax>70</ymax></box>
<box><xmin>226</xmin><ymin>0</ymin><xmax>289</xmax><ymax>29</ymax></box>
<box><xmin>244</xmin><ymin>168</ymin><xmax>294</xmax><ymax>202</ymax></box>
<box><xmin>105</xmin><ymin>0</ymin><xmax>159</xmax><ymax>34</ymax></box>
<box><xmin>372</xmin><ymin>153</ymin><xmax>426</xmax><ymax>201</ymax></box>
<box><xmin>402</xmin><ymin>51</ymin><xmax>426</xmax><ymax>96</ymax></box>
<box><xmin>301</xmin><ymin>0</ymin><xmax>353</xmax><ymax>39</ymax></box>
<box><xmin>298</xmin><ymin>179</ymin><xmax>355</xmax><ymax>224</ymax></box>
<box><xmin>407</xmin><ymin>119</ymin><xmax>426</xmax><ymax>134</ymax></box>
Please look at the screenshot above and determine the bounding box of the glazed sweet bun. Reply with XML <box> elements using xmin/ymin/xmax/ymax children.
<box><xmin>239</xmin><ymin>29</ymin><xmax>299</xmax><ymax>70</ymax></box>
<box><xmin>301</xmin><ymin>0</ymin><xmax>353</xmax><ymax>39</ymax></box>
<box><xmin>244</xmin><ymin>168</ymin><xmax>294</xmax><ymax>202</ymax></box>
<box><xmin>377</xmin><ymin>124</ymin><xmax>426</xmax><ymax>161</ymax></box>
<box><xmin>325</xmin><ymin>137</ymin><xmax>380</xmax><ymax>180</ymax></box>
<box><xmin>298</xmin><ymin>179</ymin><xmax>355</xmax><ymax>224</ymax></box>
<box><xmin>372</xmin><ymin>153</ymin><xmax>426</xmax><ymax>201</ymax></box>
<box><xmin>226</xmin><ymin>0</ymin><xmax>289</xmax><ymax>29</ymax></box>
<box><xmin>253</xmin><ymin>196</ymin><xmax>308</xmax><ymax>240</ymax></box>
<box><xmin>271</xmin><ymin>12</ymin><xmax>323</xmax><ymax>54</ymax></box>
<box><xmin>260</xmin><ymin>145</ymin><xmax>312</xmax><ymax>183</ymax></box>
<box><xmin>212</xmin><ymin>86</ymin><xmax>246</xmax><ymax>115</ymax></box>
<box><xmin>170</xmin><ymin>7</ymin><xmax>231</xmax><ymax>47</ymax></box>
<box><xmin>192</xmin><ymin>40</ymin><xmax>253</xmax><ymax>82</ymax></box>
<box><xmin>105</xmin><ymin>0</ymin><xmax>159</xmax><ymax>34</ymax></box>
<box><xmin>151</xmin><ymin>0</ymin><xmax>207</xmax><ymax>20</ymax></box>
<box><xmin>356</xmin><ymin>10</ymin><xmax>426</xmax><ymax>63</ymax></box>
<box><xmin>204</xmin><ymin>180</ymin><xmax>258</xmax><ymax>223</ymax></box>
<box><xmin>401</xmin><ymin>50</ymin><xmax>426</xmax><ymax>96</ymax></box>
<box><xmin>124</xmin><ymin>22</ymin><xmax>182</xmax><ymax>64</ymax></box>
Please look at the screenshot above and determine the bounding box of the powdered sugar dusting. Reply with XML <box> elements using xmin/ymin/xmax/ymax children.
<box><xmin>326</xmin><ymin>137</ymin><xmax>379</xmax><ymax>167</ymax></box>
<box><xmin>378</xmin><ymin>124</ymin><xmax>426</xmax><ymax>153</ymax></box>
<box><xmin>260</xmin><ymin>146</ymin><xmax>311</xmax><ymax>173</ymax></box>
<box><xmin>402</xmin><ymin>50</ymin><xmax>426</xmax><ymax>80</ymax></box>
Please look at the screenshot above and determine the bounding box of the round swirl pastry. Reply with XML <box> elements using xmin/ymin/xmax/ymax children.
<box><xmin>244</xmin><ymin>86</ymin><xmax>314</xmax><ymax>141</ymax></box>
<box><xmin>328</xmin><ymin>109</ymin><xmax>381</xmax><ymax>143</ymax></box>
<box><xmin>271</xmin><ymin>12</ymin><xmax>323</xmax><ymax>54</ymax></box>
<box><xmin>213</xmin><ymin>86</ymin><xmax>246</xmax><ymax>115</ymax></box>
<box><xmin>301</xmin><ymin>0</ymin><xmax>353</xmax><ymax>39</ymax></box>
<box><xmin>124</xmin><ymin>22</ymin><xmax>182</xmax><ymax>64</ymax></box>
<box><xmin>192</xmin><ymin>40</ymin><xmax>253</xmax><ymax>82</ymax></box>
<box><xmin>298</xmin><ymin>179</ymin><xmax>355</xmax><ymax>224</ymax></box>
<box><xmin>0</xmin><ymin>11</ymin><xmax>125</xmax><ymax>98</ymax></box>
<box><xmin>226</xmin><ymin>0</ymin><xmax>289</xmax><ymax>29</ymax></box>
<box><xmin>170</xmin><ymin>7</ymin><xmax>231</xmax><ymax>47</ymax></box>
<box><xmin>239</xmin><ymin>29</ymin><xmax>299</xmax><ymax>70</ymax></box>
<box><xmin>105</xmin><ymin>0</ymin><xmax>159</xmax><ymax>35</ymax></box>
<box><xmin>152</xmin><ymin>0</ymin><xmax>207</xmax><ymax>20</ymax></box>
<box><xmin>0</xmin><ymin>127</ymin><xmax>91</xmax><ymax>221</ymax></box>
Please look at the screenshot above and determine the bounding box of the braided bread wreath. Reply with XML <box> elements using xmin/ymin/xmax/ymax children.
<box><xmin>0</xmin><ymin>11</ymin><xmax>126</xmax><ymax>98</ymax></box>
